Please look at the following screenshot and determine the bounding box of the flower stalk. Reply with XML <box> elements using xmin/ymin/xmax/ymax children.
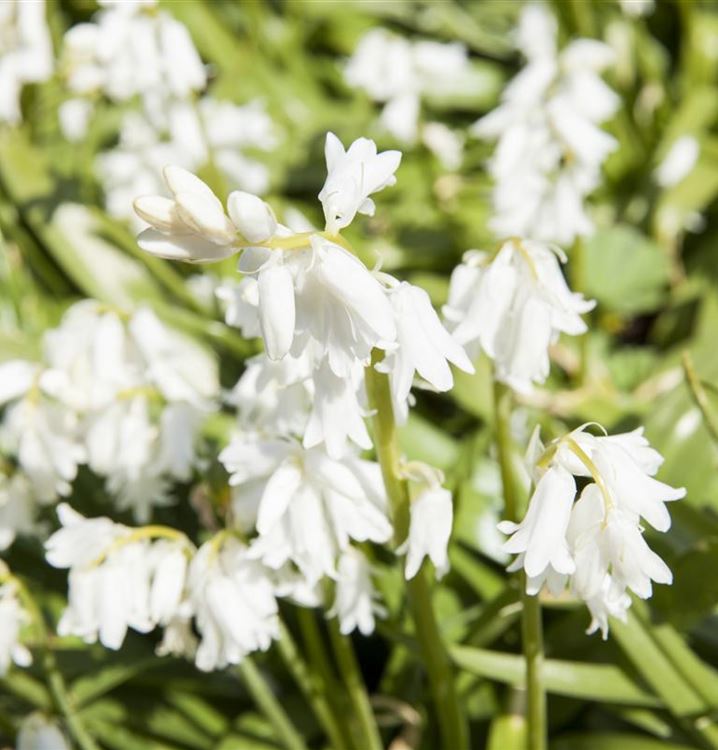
<box><xmin>493</xmin><ymin>378</ymin><xmax>547</xmax><ymax>750</ymax></box>
<box><xmin>365</xmin><ymin>350</ymin><xmax>468</xmax><ymax>750</ymax></box>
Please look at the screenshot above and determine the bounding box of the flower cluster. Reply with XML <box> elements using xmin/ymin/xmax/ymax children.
<box><xmin>133</xmin><ymin>131</ymin><xmax>473</xmax><ymax>638</ymax></box>
<box><xmin>58</xmin><ymin>0</ymin><xmax>277</xmax><ymax>226</ymax></box>
<box><xmin>500</xmin><ymin>426</ymin><xmax>684</xmax><ymax>637</ymax></box>
<box><xmin>473</xmin><ymin>4</ymin><xmax>618</xmax><ymax>246</ymax></box>
<box><xmin>345</xmin><ymin>29</ymin><xmax>469</xmax><ymax>169</ymax></box>
<box><xmin>0</xmin><ymin>300</ymin><xmax>218</xmax><ymax>543</ymax></box>
<box><xmin>444</xmin><ymin>238</ymin><xmax>595</xmax><ymax>392</ymax></box>
<box><xmin>0</xmin><ymin>0</ymin><xmax>53</xmax><ymax>124</ymax></box>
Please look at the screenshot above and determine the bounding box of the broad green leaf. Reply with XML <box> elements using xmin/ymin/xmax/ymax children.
<box><xmin>583</xmin><ymin>226</ymin><xmax>671</xmax><ymax>315</ymax></box>
<box><xmin>450</xmin><ymin>645</ymin><xmax>660</xmax><ymax>706</ymax></box>
<box><xmin>72</xmin><ymin>657</ymin><xmax>161</xmax><ymax>708</ymax></box>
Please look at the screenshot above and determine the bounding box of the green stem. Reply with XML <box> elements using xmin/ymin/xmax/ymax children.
<box><xmin>570</xmin><ymin>237</ymin><xmax>589</xmax><ymax>384</ymax></box>
<box><xmin>365</xmin><ymin>351</ymin><xmax>468</xmax><ymax>750</ymax></box>
<box><xmin>521</xmin><ymin>585</ymin><xmax>547</xmax><ymax>750</ymax></box>
<box><xmin>493</xmin><ymin>383</ymin><xmax>547</xmax><ymax>750</ymax></box>
<box><xmin>493</xmin><ymin>380</ymin><xmax>518</xmax><ymax>523</ymax></box>
<box><xmin>234</xmin><ymin>659</ymin><xmax>308</xmax><ymax>750</ymax></box>
<box><xmin>296</xmin><ymin>608</ymin><xmax>354</xmax><ymax>748</ymax></box>
<box><xmin>327</xmin><ymin>618</ymin><xmax>383</xmax><ymax>750</ymax></box>
<box><xmin>277</xmin><ymin>621</ymin><xmax>351</xmax><ymax>750</ymax></box>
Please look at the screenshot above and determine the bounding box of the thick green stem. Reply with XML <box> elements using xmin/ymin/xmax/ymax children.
<box><xmin>493</xmin><ymin>381</ymin><xmax>547</xmax><ymax>750</ymax></box>
<box><xmin>365</xmin><ymin>352</ymin><xmax>469</xmax><ymax>750</ymax></box>
<box><xmin>277</xmin><ymin>621</ymin><xmax>351</xmax><ymax>750</ymax></box>
<box><xmin>327</xmin><ymin>619</ymin><xmax>383</xmax><ymax>750</ymax></box>
<box><xmin>235</xmin><ymin>659</ymin><xmax>308</xmax><ymax>750</ymax></box>
<box><xmin>520</xmin><ymin>585</ymin><xmax>547</xmax><ymax>750</ymax></box>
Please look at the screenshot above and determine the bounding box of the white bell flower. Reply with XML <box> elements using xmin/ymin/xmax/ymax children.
<box><xmin>220</xmin><ymin>435</ymin><xmax>392</xmax><ymax>584</ymax></box>
<box><xmin>46</xmin><ymin>504</ymin><xmax>192</xmax><ymax>650</ymax></box>
<box><xmin>293</xmin><ymin>235</ymin><xmax>397</xmax><ymax>376</ymax></box>
<box><xmin>0</xmin><ymin>375</ymin><xmax>86</xmax><ymax>503</ymax></box>
<box><xmin>135</xmin><ymin>166</ymin><xmax>238</xmax><ymax>262</ymax></box>
<box><xmin>0</xmin><ymin>0</ymin><xmax>53</xmax><ymax>124</ymax></box>
<box><xmin>0</xmin><ymin>570</ymin><xmax>32</xmax><ymax>676</ymax></box>
<box><xmin>445</xmin><ymin>240</ymin><xmax>594</xmax><ymax>392</ymax></box>
<box><xmin>500</xmin><ymin>425</ymin><xmax>684</xmax><ymax>637</ymax></box>
<box><xmin>378</xmin><ymin>281</ymin><xmax>473</xmax><ymax>420</ymax></box>
<box><xmin>304</xmin><ymin>360</ymin><xmax>371</xmax><ymax>459</ymax></box>
<box><xmin>318</xmin><ymin>132</ymin><xmax>401</xmax><ymax>232</ymax></box>
<box><xmin>329</xmin><ymin>548</ymin><xmax>386</xmax><ymax>636</ymax></box>
<box><xmin>189</xmin><ymin>535</ymin><xmax>279</xmax><ymax>672</ymax></box>
<box><xmin>399</xmin><ymin>469</ymin><xmax>455</xmax><ymax>580</ymax></box>
<box><xmin>17</xmin><ymin>714</ymin><xmax>70</xmax><ymax>750</ymax></box>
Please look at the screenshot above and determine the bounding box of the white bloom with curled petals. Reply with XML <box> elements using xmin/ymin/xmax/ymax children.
<box><xmin>379</xmin><ymin>281</ymin><xmax>473</xmax><ymax>420</ymax></box>
<box><xmin>445</xmin><ymin>240</ymin><xmax>594</xmax><ymax>392</ymax></box>
<box><xmin>189</xmin><ymin>536</ymin><xmax>279</xmax><ymax>672</ymax></box>
<box><xmin>654</xmin><ymin>136</ymin><xmax>699</xmax><ymax>188</ymax></box>
<box><xmin>329</xmin><ymin>548</ymin><xmax>385</xmax><ymax>636</ymax></box>
<box><xmin>318</xmin><ymin>132</ymin><xmax>401</xmax><ymax>232</ymax></box>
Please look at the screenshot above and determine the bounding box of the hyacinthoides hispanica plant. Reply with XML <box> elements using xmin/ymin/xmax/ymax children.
<box><xmin>2</xmin><ymin>1</ymin><xmax>716</xmax><ymax>749</ymax></box>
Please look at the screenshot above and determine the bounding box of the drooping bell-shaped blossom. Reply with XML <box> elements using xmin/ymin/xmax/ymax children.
<box><xmin>188</xmin><ymin>535</ymin><xmax>279</xmax><ymax>672</ymax></box>
<box><xmin>329</xmin><ymin>548</ymin><xmax>386</xmax><ymax>636</ymax></box>
<box><xmin>399</xmin><ymin>467</ymin><xmax>455</xmax><ymax>580</ymax></box>
<box><xmin>378</xmin><ymin>281</ymin><xmax>473</xmax><ymax>421</ymax></box>
<box><xmin>499</xmin><ymin>425</ymin><xmax>685</xmax><ymax>637</ymax></box>
<box><xmin>220</xmin><ymin>435</ymin><xmax>392</xmax><ymax>585</ymax></box>
<box><xmin>444</xmin><ymin>240</ymin><xmax>594</xmax><ymax>392</ymax></box>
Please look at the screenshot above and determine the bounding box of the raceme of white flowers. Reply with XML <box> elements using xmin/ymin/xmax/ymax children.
<box><xmin>344</xmin><ymin>28</ymin><xmax>469</xmax><ymax>169</ymax></box>
<box><xmin>499</xmin><ymin>425</ymin><xmax>685</xmax><ymax>637</ymax></box>
<box><xmin>127</xmin><ymin>131</ymin><xmax>469</xmax><ymax>650</ymax></box>
<box><xmin>444</xmin><ymin>238</ymin><xmax>595</xmax><ymax>393</ymax></box>
<box><xmin>0</xmin><ymin>300</ymin><xmax>218</xmax><ymax>535</ymax></box>
<box><xmin>0</xmin><ymin>0</ymin><xmax>53</xmax><ymax>124</ymax></box>
<box><xmin>473</xmin><ymin>3</ymin><xmax>619</xmax><ymax>246</ymax></box>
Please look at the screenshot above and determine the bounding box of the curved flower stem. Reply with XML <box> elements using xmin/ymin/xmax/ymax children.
<box><xmin>277</xmin><ymin>621</ymin><xmax>351</xmax><ymax>750</ymax></box>
<box><xmin>682</xmin><ymin>350</ymin><xmax>718</xmax><ymax>447</ymax></box>
<box><xmin>327</xmin><ymin>618</ymin><xmax>383</xmax><ymax>750</ymax></box>
<box><xmin>365</xmin><ymin>351</ymin><xmax>468</xmax><ymax>750</ymax></box>
<box><xmin>235</xmin><ymin>659</ymin><xmax>308</xmax><ymax>750</ymax></box>
<box><xmin>492</xmin><ymin>379</ymin><xmax>547</xmax><ymax>750</ymax></box>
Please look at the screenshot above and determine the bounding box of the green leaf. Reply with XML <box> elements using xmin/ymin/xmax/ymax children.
<box><xmin>450</xmin><ymin>645</ymin><xmax>660</xmax><ymax>706</ymax></box>
<box><xmin>551</xmin><ymin>733</ymin><xmax>698</xmax><ymax>750</ymax></box>
<box><xmin>72</xmin><ymin>656</ymin><xmax>161</xmax><ymax>708</ymax></box>
<box><xmin>610</xmin><ymin>610</ymin><xmax>706</xmax><ymax>717</ymax></box>
<box><xmin>583</xmin><ymin>226</ymin><xmax>671</xmax><ymax>315</ymax></box>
